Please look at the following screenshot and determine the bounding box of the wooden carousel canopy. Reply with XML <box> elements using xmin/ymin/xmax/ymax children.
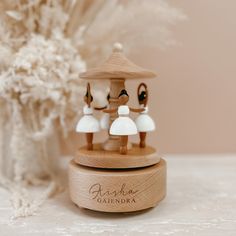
<box><xmin>79</xmin><ymin>43</ymin><xmax>156</xmax><ymax>80</ymax></box>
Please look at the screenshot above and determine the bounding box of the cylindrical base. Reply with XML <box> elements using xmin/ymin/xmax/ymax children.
<box><xmin>68</xmin><ymin>159</ymin><xmax>166</xmax><ymax>213</ymax></box>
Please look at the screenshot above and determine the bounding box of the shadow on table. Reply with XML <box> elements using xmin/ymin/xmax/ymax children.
<box><xmin>77</xmin><ymin>206</ymin><xmax>155</xmax><ymax>219</ymax></box>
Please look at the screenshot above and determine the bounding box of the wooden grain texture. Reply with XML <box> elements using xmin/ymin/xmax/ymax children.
<box><xmin>79</xmin><ymin>46</ymin><xmax>156</xmax><ymax>80</ymax></box>
<box><xmin>75</xmin><ymin>143</ymin><xmax>161</xmax><ymax>169</ymax></box>
<box><xmin>69</xmin><ymin>159</ymin><xmax>166</xmax><ymax>213</ymax></box>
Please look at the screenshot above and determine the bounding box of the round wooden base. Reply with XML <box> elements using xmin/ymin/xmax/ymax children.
<box><xmin>74</xmin><ymin>143</ymin><xmax>160</xmax><ymax>169</ymax></box>
<box><xmin>69</xmin><ymin>159</ymin><xmax>166</xmax><ymax>213</ymax></box>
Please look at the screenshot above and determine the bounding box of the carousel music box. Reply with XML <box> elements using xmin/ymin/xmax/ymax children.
<box><xmin>68</xmin><ymin>43</ymin><xmax>166</xmax><ymax>213</ymax></box>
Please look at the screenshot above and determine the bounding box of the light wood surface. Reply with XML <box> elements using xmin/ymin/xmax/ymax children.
<box><xmin>79</xmin><ymin>44</ymin><xmax>156</xmax><ymax>80</ymax></box>
<box><xmin>75</xmin><ymin>143</ymin><xmax>161</xmax><ymax>169</ymax></box>
<box><xmin>69</xmin><ymin>159</ymin><xmax>166</xmax><ymax>213</ymax></box>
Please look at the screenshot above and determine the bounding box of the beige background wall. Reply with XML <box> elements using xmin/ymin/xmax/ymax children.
<box><xmin>128</xmin><ymin>0</ymin><xmax>236</xmax><ymax>154</ymax></box>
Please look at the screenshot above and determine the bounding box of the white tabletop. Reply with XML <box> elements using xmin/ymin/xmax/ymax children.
<box><xmin>0</xmin><ymin>155</ymin><xmax>236</xmax><ymax>235</ymax></box>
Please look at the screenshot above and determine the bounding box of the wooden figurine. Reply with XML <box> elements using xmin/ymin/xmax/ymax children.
<box><xmin>135</xmin><ymin>83</ymin><xmax>156</xmax><ymax>148</ymax></box>
<box><xmin>69</xmin><ymin>43</ymin><xmax>166</xmax><ymax>213</ymax></box>
<box><xmin>76</xmin><ymin>83</ymin><xmax>100</xmax><ymax>150</ymax></box>
<box><xmin>103</xmin><ymin>89</ymin><xmax>143</xmax><ymax>154</ymax></box>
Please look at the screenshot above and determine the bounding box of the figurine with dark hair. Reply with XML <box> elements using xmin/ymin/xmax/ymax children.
<box><xmin>135</xmin><ymin>83</ymin><xmax>155</xmax><ymax>148</ymax></box>
<box><xmin>103</xmin><ymin>89</ymin><xmax>144</xmax><ymax>154</ymax></box>
<box><xmin>76</xmin><ymin>83</ymin><xmax>100</xmax><ymax>150</ymax></box>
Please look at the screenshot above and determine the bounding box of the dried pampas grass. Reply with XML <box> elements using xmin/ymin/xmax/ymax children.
<box><xmin>0</xmin><ymin>0</ymin><xmax>185</xmax><ymax>217</ymax></box>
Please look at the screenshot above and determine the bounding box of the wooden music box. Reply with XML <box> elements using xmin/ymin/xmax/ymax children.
<box><xmin>68</xmin><ymin>43</ymin><xmax>166</xmax><ymax>213</ymax></box>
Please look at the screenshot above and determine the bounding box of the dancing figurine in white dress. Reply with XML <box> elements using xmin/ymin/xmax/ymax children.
<box><xmin>135</xmin><ymin>83</ymin><xmax>156</xmax><ymax>148</ymax></box>
<box><xmin>103</xmin><ymin>89</ymin><xmax>144</xmax><ymax>155</ymax></box>
<box><xmin>76</xmin><ymin>83</ymin><xmax>100</xmax><ymax>150</ymax></box>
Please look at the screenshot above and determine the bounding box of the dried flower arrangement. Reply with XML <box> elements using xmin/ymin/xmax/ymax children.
<box><xmin>0</xmin><ymin>0</ymin><xmax>185</xmax><ymax>217</ymax></box>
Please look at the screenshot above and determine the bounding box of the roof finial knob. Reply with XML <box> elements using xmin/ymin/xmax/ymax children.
<box><xmin>113</xmin><ymin>42</ymin><xmax>123</xmax><ymax>53</ymax></box>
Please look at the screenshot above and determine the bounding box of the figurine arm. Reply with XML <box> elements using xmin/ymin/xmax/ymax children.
<box><xmin>94</xmin><ymin>105</ymin><xmax>107</xmax><ymax>111</ymax></box>
<box><xmin>103</xmin><ymin>108</ymin><xmax>117</xmax><ymax>114</ymax></box>
<box><xmin>129</xmin><ymin>107</ymin><xmax>145</xmax><ymax>113</ymax></box>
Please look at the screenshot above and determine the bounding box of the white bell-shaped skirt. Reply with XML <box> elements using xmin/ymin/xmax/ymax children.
<box><xmin>135</xmin><ymin>114</ymin><xmax>155</xmax><ymax>132</ymax></box>
<box><xmin>100</xmin><ymin>113</ymin><xmax>110</xmax><ymax>130</ymax></box>
<box><xmin>110</xmin><ymin>116</ymin><xmax>137</xmax><ymax>136</ymax></box>
<box><xmin>76</xmin><ymin>115</ymin><xmax>100</xmax><ymax>133</ymax></box>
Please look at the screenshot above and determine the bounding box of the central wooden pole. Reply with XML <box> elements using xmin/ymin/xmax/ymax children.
<box><xmin>103</xmin><ymin>78</ymin><xmax>125</xmax><ymax>151</ymax></box>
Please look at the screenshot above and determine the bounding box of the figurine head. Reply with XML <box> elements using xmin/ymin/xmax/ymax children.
<box><xmin>138</xmin><ymin>91</ymin><xmax>147</xmax><ymax>105</ymax></box>
<box><xmin>137</xmin><ymin>83</ymin><xmax>148</xmax><ymax>106</ymax></box>
<box><xmin>84</xmin><ymin>83</ymin><xmax>93</xmax><ymax>107</ymax></box>
<box><xmin>107</xmin><ymin>93</ymin><xmax>110</xmax><ymax>102</ymax></box>
<box><xmin>118</xmin><ymin>89</ymin><xmax>129</xmax><ymax>105</ymax></box>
